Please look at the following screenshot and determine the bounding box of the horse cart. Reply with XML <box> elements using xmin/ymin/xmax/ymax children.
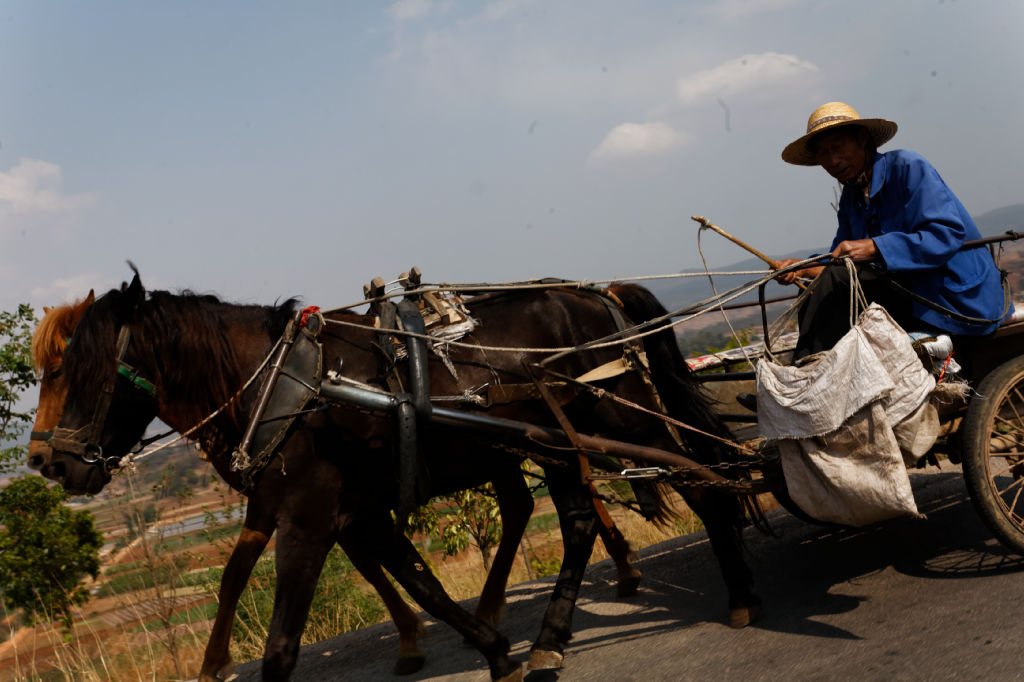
<box><xmin>313</xmin><ymin>238</ymin><xmax>1024</xmax><ymax>560</ymax></box>
<box><xmin>33</xmin><ymin>230</ymin><xmax>1024</xmax><ymax>681</ymax></box>
<box><xmin>686</xmin><ymin>265</ymin><xmax>1024</xmax><ymax>555</ymax></box>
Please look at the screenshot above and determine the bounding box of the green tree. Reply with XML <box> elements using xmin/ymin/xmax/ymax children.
<box><xmin>407</xmin><ymin>484</ymin><xmax>503</xmax><ymax>572</ymax></box>
<box><xmin>0</xmin><ymin>304</ymin><xmax>37</xmax><ymax>473</ymax></box>
<box><xmin>0</xmin><ymin>475</ymin><xmax>103</xmax><ymax>628</ymax></box>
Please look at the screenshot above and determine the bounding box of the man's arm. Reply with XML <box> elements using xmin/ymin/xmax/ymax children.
<box><xmin>774</xmin><ymin>258</ymin><xmax>824</xmax><ymax>284</ymax></box>
<box><xmin>871</xmin><ymin>152</ymin><xmax>968</xmax><ymax>271</ymax></box>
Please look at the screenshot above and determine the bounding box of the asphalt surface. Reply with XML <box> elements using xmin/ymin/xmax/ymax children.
<box><xmin>230</xmin><ymin>467</ymin><xmax>1024</xmax><ymax>681</ymax></box>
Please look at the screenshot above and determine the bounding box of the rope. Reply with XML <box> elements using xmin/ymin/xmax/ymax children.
<box><xmin>845</xmin><ymin>258</ymin><xmax>869</xmax><ymax>328</ymax></box>
<box><xmin>537</xmin><ymin>366</ymin><xmax>755</xmax><ymax>455</ymax></box>
<box><xmin>696</xmin><ymin>223</ymin><xmax>758</xmax><ymax>367</ymax></box>
<box><xmin>320</xmin><ymin>270</ymin><xmax>771</xmax><ymax>314</ymax></box>
<box><xmin>322</xmin><ymin>269</ymin><xmax>781</xmax><ymax>359</ymax></box>
<box><xmin>120</xmin><ymin>337</ymin><xmax>284</xmax><ymax>464</ymax></box>
<box><xmin>764</xmin><ymin>254</ymin><xmax>832</xmax><ymax>361</ymax></box>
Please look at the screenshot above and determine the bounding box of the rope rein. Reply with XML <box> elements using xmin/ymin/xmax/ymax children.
<box><xmin>122</xmin><ymin>337</ymin><xmax>284</xmax><ymax>465</ymax></box>
<box><xmin>320</xmin><ymin>269</ymin><xmax>772</xmax><ymax>314</ymax></box>
<box><xmin>322</xmin><ymin>265</ymin><xmax>803</xmax><ymax>357</ymax></box>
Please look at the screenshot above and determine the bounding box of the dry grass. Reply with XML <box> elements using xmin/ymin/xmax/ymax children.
<box><xmin>0</xmin><ymin>472</ymin><xmax>766</xmax><ymax>681</ymax></box>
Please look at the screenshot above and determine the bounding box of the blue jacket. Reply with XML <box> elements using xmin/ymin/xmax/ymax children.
<box><xmin>832</xmin><ymin>149</ymin><xmax>1010</xmax><ymax>335</ymax></box>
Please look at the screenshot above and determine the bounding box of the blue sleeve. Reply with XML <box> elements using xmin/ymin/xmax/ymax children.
<box><xmin>872</xmin><ymin>154</ymin><xmax>967</xmax><ymax>272</ymax></box>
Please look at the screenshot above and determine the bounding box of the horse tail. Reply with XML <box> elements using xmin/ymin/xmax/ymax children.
<box><xmin>603</xmin><ymin>283</ymin><xmax>772</xmax><ymax>536</ymax></box>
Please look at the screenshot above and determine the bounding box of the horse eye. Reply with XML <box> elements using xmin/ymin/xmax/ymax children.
<box><xmin>47</xmin><ymin>366</ymin><xmax>63</xmax><ymax>380</ymax></box>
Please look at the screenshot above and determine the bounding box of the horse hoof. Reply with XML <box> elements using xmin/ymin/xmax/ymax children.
<box><xmin>527</xmin><ymin>648</ymin><xmax>564</xmax><ymax>671</ymax></box>
<box><xmin>729</xmin><ymin>603</ymin><xmax>761</xmax><ymax>628</ymax></box>
<box><xmin>616</xmin><ymin>569</ymin><xmax>642</xmax><ymax>597</ymax></box>
<box><xmin>494</xmin><ymin>662</ymin><xmax>524</xmax><ymax>682</ymax></box>
<box><xmin>393</xmin><ymin>653</ymin><xmax>426</xmax><ymax>676</ymax></box>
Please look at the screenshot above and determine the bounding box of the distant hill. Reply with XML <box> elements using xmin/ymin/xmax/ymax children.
<box><xmin>641</xmin><ymin>248</ymin><xmax>821</xmax><ymax>314</ymax></box>
<box><xmin>974</xmin><ymin>203</ymin><xmax>1024</xmax><ymax>236</ymax></box>
<box><xmin>645</xmin><ymin>202</ymin><xmax>1024</xmax><ymax>314</ymax></box>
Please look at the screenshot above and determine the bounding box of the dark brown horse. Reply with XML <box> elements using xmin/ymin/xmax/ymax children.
<box><xmin>41</xmin><ymin>271</ymin><xmax>759</xmax><ymax>680</ymax></box>
<box><xmin>28</xmin><ymin>295</ymin><xmax>646</xmax><ymax>680</ymax></box>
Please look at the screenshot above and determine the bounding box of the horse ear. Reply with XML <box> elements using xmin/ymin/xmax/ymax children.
<box><xmin>86</xmin><ymin>289</ymin><xmax>95</xmax><ymax>305</ymax></box>
<box><xmin>124</xmin><ymin>274</ymin><xmax>144</xmax><ymax>308</ymax></box>
<box><xmin>43</xmin><ymin>306</ymin><xmax>51</xmax><ymax>314</ymax></box>
<box><xmin>120</xmin><ymin>263</ymin><xmax>145</xmax><ymax>314</ymax></box>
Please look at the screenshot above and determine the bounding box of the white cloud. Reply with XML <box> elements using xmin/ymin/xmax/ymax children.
<box><xmin>704</xmin><ymin>0</ymin><xmax>811</xmax><ymax>21</ymax></box>
<box><xmin>0</xmin><ymin>159</ymin><xmax>95</xmax><ymax>217</ymax></box>
<box><xmin>29</xmin><ymin>273</ymin><xmax>109</xmax><ymax>309</ymax></box>
<box><xmin>387</xmin><ymin>0</ymin><xmax>434</xmax><ymax>23</ymax></box>
<box><xmin>677</xmin><ymin>52</ymin><xmax>818</xmax><ymax>104</ymax></box>
<box><xmin>589</xmin><ymin>122</ymin><xmax>687</xmax><ymax>164</ymax></box>
<box><xmin>474</xmin><ymin>0</ymin><xmax>535</xmax><ymax>24</ymax></box>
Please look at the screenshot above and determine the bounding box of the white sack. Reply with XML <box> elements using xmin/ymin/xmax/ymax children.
<box><xmin>856</xmin><ymin>306</ymin><xmax>936</xmax><ymax>424</ymax></box>
<box><xmin>758</xmin><ymin>304</ymin><xmax>934</xmax><ymax>525</ymax></box>
<box><xmin>757</xmin><ymin>323</ymin><xmax>894</xmax><ymax>440</ymax></box>
<box><xmin>777</xmin><ymin>403</ymin><xmax>918</xmax><ymax>526</ymax></box>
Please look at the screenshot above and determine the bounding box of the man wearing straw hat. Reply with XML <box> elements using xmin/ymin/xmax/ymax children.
<box><xmin>774</xmin><ymin>101</ymin><xmax>1009</xmax><ymax>361</ymax></box>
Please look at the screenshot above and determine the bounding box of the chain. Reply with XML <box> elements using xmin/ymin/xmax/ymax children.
<box><xmin>490</xmin><ymin>440</ymin><xmax>776</xmax><ymax>500</ymax></box>
<box><xmin>587</xmin><ymin>483</ymin><xmax>645</xmax><ymax>516</ymax></box>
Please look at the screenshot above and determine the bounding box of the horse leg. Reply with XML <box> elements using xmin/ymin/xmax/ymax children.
<box><xmin>681</xmin><ymin>487</ymin><xmax>760</xmax><ymax>628</ymax></box>
<box><xmin>339</xmin><ymin>536</ymin><xmax>426</xmax><ymax>675</ymax></box>
<box><xmin>198</xmin><ymin>521</ymin><xmax>273</xmax><ymax>682</ymax></box>
<box><xmin>473</xmin><ymin>469</ymin><xmax>535</xmax><ymax>630</ymax></box>
<box><xmin>590</xmin><ymin>487</ymin><xmax>642</xmax><ymax>597</ymax></box>
<box><xmin>261</xmin><ymin>522</ymin><xmax>335</xmax><ymax>681</ymax></box>
<box><xmin>345</xmin><ymin>510</ymin><xmax>522</xmax><ymax>682</ymax></box>
<box><xmin>527</xmin><ymin>469</ymin><xmax>599</xmax><ymax>671</ymax></box>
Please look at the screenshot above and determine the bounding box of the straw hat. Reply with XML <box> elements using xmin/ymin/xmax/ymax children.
<box><xmin>782</xmin><ymin>102</ymin><xmax>898</xmax><ymax>165</ymax></box>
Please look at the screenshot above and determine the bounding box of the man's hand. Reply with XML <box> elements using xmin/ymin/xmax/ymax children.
<box><xmin>774</xmin><ymin>258</ymin><xmax>824</xmax><ymax>285</ymax></box>
<box><xmin>831</xmin><ymin>238</ymin><xmax>877</xmax><ymax>260</ymax></box>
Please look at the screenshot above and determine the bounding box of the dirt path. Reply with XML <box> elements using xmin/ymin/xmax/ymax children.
<box><xmin>228</xmin><ymin>468</ymin><xmax>1024</xmax><ymax>681</ymax></box>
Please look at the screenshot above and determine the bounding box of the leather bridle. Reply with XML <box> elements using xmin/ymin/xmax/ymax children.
<box><xmin>47</xmin><ymin>324</ymin><xmax>158</xmax><ymax>471</ymax></box>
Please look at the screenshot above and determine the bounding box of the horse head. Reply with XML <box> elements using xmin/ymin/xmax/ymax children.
<box><xmin>28</xmin><ymin>290</ymin><xmax>95</xmax><ymax>472</ymax></box>
<box><xmin>46</xmin><ymin>271</ymin><xmax>160</xmax><ymax>494</ymax></box>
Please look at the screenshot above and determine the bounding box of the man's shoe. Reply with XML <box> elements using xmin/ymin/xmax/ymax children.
<box><xmin>736</xmin><ymin>393</ymin><xmax>758</xmax><ymax>412</ymax></box>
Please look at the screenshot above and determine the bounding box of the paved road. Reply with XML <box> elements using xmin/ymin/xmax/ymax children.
<box><xmin>231</xmin><ymin>468</ymin><xmax>1024</xmax><ymax>681</ymax></box>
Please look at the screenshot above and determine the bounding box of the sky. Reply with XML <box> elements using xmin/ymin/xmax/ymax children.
<box><xmin>1</xmin><ymin>0</ymin><xmax>1023</xmax><ymax>315</ymax></box>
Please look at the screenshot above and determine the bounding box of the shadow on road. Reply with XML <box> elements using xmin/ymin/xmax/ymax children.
<box><xmin>231</xmin><ymin>469</ymin><xmax>1024</xmax><ymax>680</ymax></box>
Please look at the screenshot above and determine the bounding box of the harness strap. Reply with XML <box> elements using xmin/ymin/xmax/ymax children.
<box><xmin>117</xmin><ymin>364</ymin><xmax>158</xmax><ymax>398</ymax></box>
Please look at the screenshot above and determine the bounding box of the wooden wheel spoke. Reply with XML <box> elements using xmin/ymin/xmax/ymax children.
<box><xmin>949</xmin><ymin>357</ymin><xmax>1024</xmax><ymax>551</ymax></box>
<box><xmin>1006</xmin><ymin>483</ymin><xmax>1024</xmax><ymax>522</ymax></box>
<box><xmin>992</xmin><ymin>414</ymin><xmax>1024</xmax><ymax>438</ymax></box>
<box><xmin>1001</xmin><ymin>386</ymin><xmax>1024</xmax><ymax>431</ymax></box>
<box><xmin>994</xmin><ymin>473</ymin><xmax>1024</xmax><ymax>498</ymax></box>
<box><xmin>1010</xmin><ymin>385</ymin><xmax>1024</xmax><ymax>419</ymax></box>
<box><xmin>989</xmin><ymin>450</ymin><xmax>1024</xmax><ymax>456</ymax></box>
<box><xmin>988</xmin><ymin>459</ymin><xmax>1020</xmax><ymax>478</ymax></box>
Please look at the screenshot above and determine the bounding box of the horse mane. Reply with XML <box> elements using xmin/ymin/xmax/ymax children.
<box><xmin>63</xmin><ymin>285</ymin><xmax>298</xmax><ymax>429</ymax></box>
<box><xmin>31</xmin><ymin>293</ymin><xmax>94</xmax><ymax>372</ymax></box>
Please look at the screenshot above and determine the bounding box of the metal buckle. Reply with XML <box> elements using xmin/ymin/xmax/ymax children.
<box><xmin>621</xmin><ymin>467</ymin><xmax>668</xmax><ymax>479</ymax></box>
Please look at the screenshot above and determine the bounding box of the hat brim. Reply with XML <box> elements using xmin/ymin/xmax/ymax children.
<box><xmin>781</xmin><ymin>118</ymin><xmax>898</xmax><ymax>166</ymax></box>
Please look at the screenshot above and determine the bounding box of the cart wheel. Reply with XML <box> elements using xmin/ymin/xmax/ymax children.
<box><xmin>961</xmin><ymin>355</ymin><xmax>1024</xmax><ymax>555</ymax></box>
